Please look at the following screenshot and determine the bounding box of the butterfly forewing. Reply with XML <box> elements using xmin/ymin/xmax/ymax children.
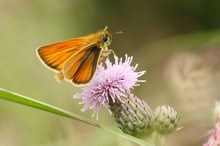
<box><xmin>37</xmin><ymin>37</ymin><xmax>86</xmax><ymax>71</ymax></box>
<box><xmin>63</xmin><ymin>45</ymin><xmax>101</xmax><ymax>84</ymax></box>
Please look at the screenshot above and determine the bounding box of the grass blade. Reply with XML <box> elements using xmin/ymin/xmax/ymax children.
<box><xmin>0</xmin><ymin>88</ymin><xmax>150</xmax><ymax>146</ymax></box>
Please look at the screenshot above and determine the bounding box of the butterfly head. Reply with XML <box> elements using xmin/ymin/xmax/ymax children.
<box><xmin>100</xmin><ymin>26</ymin><xmax>112</xmax><ymax>46</ymax></box>
<box><xmin>99</xmin><ymin>26</ymin><xmax>125</xmax><ymax>47</ymax></box>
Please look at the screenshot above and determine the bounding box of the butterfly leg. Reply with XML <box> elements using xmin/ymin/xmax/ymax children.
<box><xmin>102</xmin><ymin>49</ymin><xmax>116</xmax><ymax>58</ymax></box>
<box><xmin>99</xmin><ymin>49</ymin><xmax>117</xmax><ymax>63</ymax></box>
<box><xmin>108</xmin><ymin>49</ymin><xmax>117</xmax><ymax>57</ymax></box>
<box><xmin>55</xmin><ymin>71</ymin><xmax>64</xmax><ymax>82</ymax></box>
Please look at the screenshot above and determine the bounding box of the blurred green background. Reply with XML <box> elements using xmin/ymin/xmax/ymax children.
<box><xmin>1</xmin><ymin>0</ymin><xmax>220</xmax><ymax>146</ymax></box>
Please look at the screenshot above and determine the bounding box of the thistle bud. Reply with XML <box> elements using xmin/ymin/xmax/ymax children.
<box><xmin>151</xmin><ymin>105</ymin><xmax>180</xmax><ymax>136</ymax></box>
<box><xmin>109</xmin><ymin>92</ymin><xmax>153</xmax><ymax>138</ymax></box>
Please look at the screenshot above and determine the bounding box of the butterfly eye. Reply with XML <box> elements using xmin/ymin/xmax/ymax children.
<box><xmin>102</xmin><ymin>34</ymin><xmax>109</xmax><ymax>42</ymax></box>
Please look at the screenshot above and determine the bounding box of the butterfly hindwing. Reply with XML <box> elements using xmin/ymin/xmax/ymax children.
<box><xmin>63</xmin><ymin>45</ymin><xmax>101</xmax><ymax>85</ymax></box>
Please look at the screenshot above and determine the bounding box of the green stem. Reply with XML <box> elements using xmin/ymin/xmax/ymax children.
<box><xmin>147</xmin><ymin>132</ymin><xmax>166</xmax><ymax>146</ymax></box>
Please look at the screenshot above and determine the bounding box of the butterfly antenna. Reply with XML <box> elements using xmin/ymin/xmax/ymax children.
<box><xmin>111</xmin><ymin>30</ymin><xmax>125</xmax><ymax>35</ymax></box>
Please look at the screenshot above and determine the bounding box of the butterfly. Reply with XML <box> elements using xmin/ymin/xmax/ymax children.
<box><xmin>36</xmin><ymin>26</ymin><xmax>124</xmax><ymax>86</ymax></box>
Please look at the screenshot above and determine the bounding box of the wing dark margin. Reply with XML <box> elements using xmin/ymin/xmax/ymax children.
<box><xmin>73</xmin><ymin>45</ymin><xmax>101</xmax><ymax>84</ymax></box>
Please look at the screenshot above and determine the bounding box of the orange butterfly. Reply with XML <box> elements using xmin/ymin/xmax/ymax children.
<box><xmin>37</xmin><ymin>26</ymin><xmax>124</xmax><ymax>86</ymax></box>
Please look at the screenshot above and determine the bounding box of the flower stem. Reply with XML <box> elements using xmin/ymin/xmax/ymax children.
<box><xmin>147</xmin><ymin>132</ymin><xmax>166</xmax><ymax>146</ymax></box>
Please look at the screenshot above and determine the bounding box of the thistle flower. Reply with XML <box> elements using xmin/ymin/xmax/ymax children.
<box><xmin>73</xmin><ymin>54</ymin><xmax>180</xmax><ymax>142</ymax></box>
<box><xmin>203</xmin><ymin>122</ymin><xmax>220</xmax><ymax>146</ymax></box>
<box><xmin>74</xmin><ymin>55</ymin><xmax>146</xmax><ymax>119</ymax></box>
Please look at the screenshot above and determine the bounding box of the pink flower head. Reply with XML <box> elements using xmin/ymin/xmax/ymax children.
<box><xmin>203</xmin><ymin>122</ymin><xmax>220</xmax><ymax>146</ymax></box>
<box><xmin>73</xmin><ymin>55</ymin><xmax>146</xmax><ymax>119</ymax></box>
